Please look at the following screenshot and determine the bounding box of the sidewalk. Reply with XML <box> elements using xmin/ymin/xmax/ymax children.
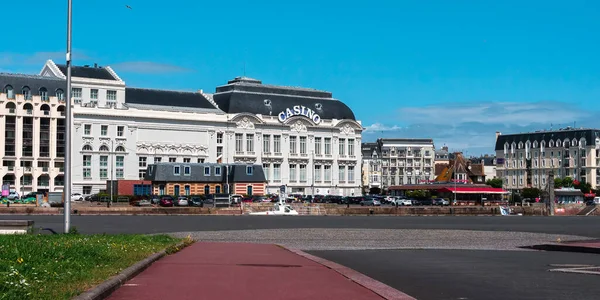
<box><xmin>525</xmin><ymin>239</ymin><xmax>600</xmax><ymax>254</ymax></box>
<box><xmin>107</xmin><ymin>242</ymin><xmax>413</xmax><ymax>300</ymax></box>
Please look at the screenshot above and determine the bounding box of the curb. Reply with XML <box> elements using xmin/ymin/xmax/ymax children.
<box><xmin>281</xmin><ymin>246</ymin><xmax>416</xmax><ymax>300</ymax></box>
<box><xmin>73</xmin><ymin>241</ymin><xmax>187</xmax><ymax>300</ymax></box>
<box><xmin>522</xmin><ymin>243</ymin><xmax>600</xmax><ymax>254</ymax></box>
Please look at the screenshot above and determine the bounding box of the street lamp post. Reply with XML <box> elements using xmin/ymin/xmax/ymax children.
<box><xmin>64</xmin><ymin>0</ymin><xmax>73</xmax><ymax>233</ymax></box>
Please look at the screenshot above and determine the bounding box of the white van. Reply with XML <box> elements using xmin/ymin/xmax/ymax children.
<box><xmin>593</xmin><ymin>197</ymin><xmax>600</xmax><ymax>205</ymax></box>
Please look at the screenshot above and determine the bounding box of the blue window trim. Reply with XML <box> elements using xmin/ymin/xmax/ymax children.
<box><xmin>204</xmin><ymin>166</ymin><xmax>211</xmax><ymax>176</ymax></box>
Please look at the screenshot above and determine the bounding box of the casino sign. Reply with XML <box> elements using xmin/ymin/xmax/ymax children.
<box><xmin>278</xmin><ymin>105</ymin><xmax>322</xmax><ymax>124</ymax></box>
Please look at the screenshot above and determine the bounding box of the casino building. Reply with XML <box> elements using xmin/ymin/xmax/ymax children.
<box><xmin>0</xmin><ymin>60</ymin><xmax>363</xmax><ymax>196</ymax></box>
<box><xmin>495</xmin><ymin>128</ymin><xmax>600</xmax><ymax>191</ymax></box>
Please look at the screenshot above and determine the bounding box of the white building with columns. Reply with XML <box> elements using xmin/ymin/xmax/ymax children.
<box><xmin>0</xmin><ymin>60</ymin><xmax>363</xmax><ymax>196</ymax></box>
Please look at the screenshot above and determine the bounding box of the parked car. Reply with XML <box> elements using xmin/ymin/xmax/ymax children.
<box><xmin>135</xmin><ymin>199</ymin><xmax>152</xmax><ymax>207</ymax></box>
<box><xmin>7</xmin><ymin>191</ymin><xmax>20</xmax><ymax>200</ymax></box>
<box><xmin>86</xmin><ymin>193</ymin><xmax>99</xmax><ymax>202</ymax></box>
<box><xmin>176</xmin><ymin>197</ymin><xmax>189</xmax><ymax>206</ymax></box>
<box><xmin>70</xmin><ymin>193</ymin><xmax>84</xmax><ymax>201</ymax></box>
<box><xmin>159</xmin><ymin>196</ymin><xmax>174</xmax><ymax>207</ymax></box>
<box><xmin>395</xmin><ymin>197</ymin><xmax>413</xmax><ymax>206</ymax></box>
<box><xmin>189</xmin><ymin>196</ymin><xmax>203</xmax><ymax>207</ymax></box>
<box><xmin>150</xmin><ymin>195</ymin><xmax>161</xmax><ymax>205</ymax></box>
<box><xmin>433</xmin><ymin>198</ymin><xmax>450</xmax><ymax>206</ymax></box>
<box><xmin>415</xmin><ymin>199</ymin><xmax>434</xmax><ymax>206</ymax></box>
<box><xmin>360</xmin><ymin>199</ymin><xmax>381</xmax><ymax>206</ymax></box>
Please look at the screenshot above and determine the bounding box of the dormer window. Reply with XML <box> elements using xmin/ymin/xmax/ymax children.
<box><xmin>246</xmin><ymin>165</ymin><xmax>253</xmax><ymax>175</ymax></box>
<box><xmin>174</xmin><ymin>166</ymin><xmax>181</xmax><ymax>175</ymax></box>
<box><xmin>4</xmin><ymin>85</ymin><xmax>14</xmax><ymax>99</ymax></box>
<box><xmin>56</xmin><ymin>89</ymin><xmax>64</xmax><ymax>101</ymax></box>
<box><xmin>39</xmin><ymin>87</ymin><xmax>48</xmax><ymax>101</ymax></box>
<box><xmin>204</xmin><ymin>166</ymin><xmax>210</xmax><ymax>176</ymax></box>
<box><xmin>215</xmin><ymin>167</ymin><xmax>221</xmax><ymax>175</ymax></box>
<box><xmin>22</xmin><ymin>86</ymin><xmax>31</xmax><ymax>100</ymax></box>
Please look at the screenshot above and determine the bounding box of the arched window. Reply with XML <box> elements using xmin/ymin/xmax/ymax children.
<box><xmin>99</xmin><ymin>145</ymin><xmax>110</xmax><ymax>152</ymax></box>
<box><xmin>57</xmin><ymin>105</ymin><xmax>66</xmax><ymax>117</ymax></box>
<box><xmin>533</xmin><ymin>141</ymin><xmax>538</xmax><ymax>148</ymax></box>
<box><xmin>55</xmin><ymin>89</ymin><xmax>64</xmax><ymax>102</ymax></box>
<box><xmin>22</xmin><ymin>86</ymin><xmax>31</xmax><ymax>100</ymax></box>
<box><xmin>204</xmin><ymin>185</ymin><xmax>210</xmax><ymax>195</ymax></box>
<box><xmin>549</xmin><ymin>140</ymin><xmax>554</xmax><ymax>148</ymax></box>
<box><xmin>215</xmin><ymin>186</ymin><xmax>221</xmax><ymax>194</ymax></box>
<box><xmin>82</xmin><ymin>144</ymin><xmax>93</xmax><ymax>151</ymax></box>
<box><xmin>115</xmin><ymin>146</ymin><xmax>126</xmax><ymax>152</ymax></box>
<box><xmin>40</xmin><ymin>104</ymin><xmax>51</xmax><ymax>116</ymax></box>
<box><xmin>39</xmin><ymin>87</ymin><xmax>48</xmax><ymax>101</ymax></box>
<box><xmin>23</xmin><ymin>103</ymin><xmax>33</xmax><ymax>114</ymax></box>
<box><xmin>4</xmin><ymin>85</ymin><xmax>14</xmax><ymax>99</ymax></box>
<box><xmin>5</xmin><ymin>102</ymin><xmax>16</xmax><ymax>113</ymax></box>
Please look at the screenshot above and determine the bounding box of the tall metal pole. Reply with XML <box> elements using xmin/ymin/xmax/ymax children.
<box><xmin>63</xmin><ymin>0</ymin><xmax>73</xmax><ymax>233</ymax></box>
<box><xmin>109</xmin><ymin>140</ymin><xmax>114</xmax><ymax>208</ymax></box>
<box><xmin>311</xmin><ymin>151</ymin><xmax>315</xmax><ymax>198</ymax></box>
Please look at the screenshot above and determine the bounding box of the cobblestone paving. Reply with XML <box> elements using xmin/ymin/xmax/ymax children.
<box><xmin>169</xmin><ymin>229</ymin><xmax>589</xmax><ymax>251</ymax></box>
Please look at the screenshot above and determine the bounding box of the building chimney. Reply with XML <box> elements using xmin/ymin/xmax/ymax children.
<box><xmin>495</xmin><ymin>131</ymin><xmax>501</xmax><ymax>140</ymax></box>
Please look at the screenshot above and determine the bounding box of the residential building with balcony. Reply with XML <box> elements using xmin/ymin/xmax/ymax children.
<box><xmin>361</xmin><ymin>142</ymin><xmax>381</xmax><ymax>193</ymax></box>
<box><xmin>495</xmin><ymin>128</ymin><xmax>600</xmax><ymax>191</ymax></box>
<box><xmin>0</xmin><ymin>73</ymin><xmax>67</xmax><ymax>194</ymax></box>
<box><xmin>378</xmin><ymin>138</ymin><xmax>436</xmax><ymax>190</ymax></box>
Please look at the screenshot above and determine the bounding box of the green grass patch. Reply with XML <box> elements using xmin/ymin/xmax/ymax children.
<box><xmin>0</xmin><ymin>233</ymin><xmax>181</xmax><ymax>300</ymax></box>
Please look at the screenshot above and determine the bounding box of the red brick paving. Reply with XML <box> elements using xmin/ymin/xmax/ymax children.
<box><xmin>108</xmin><ymin>242</ymin><xmax>385</xmax><ymax>300</ymax></box>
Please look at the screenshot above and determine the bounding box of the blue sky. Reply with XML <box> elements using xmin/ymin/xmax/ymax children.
<box><xmin>2</xmin><ymin>0</ymin><xmax>600</xmax><ymax>155</ymax></box>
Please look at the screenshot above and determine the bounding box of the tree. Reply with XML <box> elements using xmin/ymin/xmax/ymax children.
<box><xmin>573</xmin><ymin>179</ymin><xmax>592</xmax><ymax>194</ymax></box>
<box><xmin>561</xmin><ymin>177</ymin><xmax>573</xmax><ymax>188</ymax></box>
<box><xmin>521</xmin><ymin>187</ymin><xmax>541</xmax><ymax>199</ymax></box>
<box><xmin>406</xmin><ymin>190</ymin><xmax>428</xmax><ymax>199</ymax></box>
<box><xmin>486</xmin><ymin>178</ymin><xmax>503</xmax><ymax>188</ymax></box>
<box><xmin>554</xmin><ymin>178</ymin><xmax>563</xmax><ymax>188</ymax></box>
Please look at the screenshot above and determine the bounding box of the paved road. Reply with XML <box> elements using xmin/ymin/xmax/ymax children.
<box><xmin>309</xmin><ymin>249</ymin><xmax>600</xmax><ymax>300</ymax></box>
<box><xmin>2</xmin><ymin>215</ymin><xmax>600</xmax><ymax>237</ymax></box>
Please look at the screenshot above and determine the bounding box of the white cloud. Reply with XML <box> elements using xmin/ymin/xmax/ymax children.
<box><xmin>0</xmin><ymin>51</ymin><xmax>90</xmax><ymax>66</ymax></box>
<box><xmin>363</xmin><ymin>101</ymin><xmax>597</xmax><ymax>155</ymax></box>
<box><xmin>363</xmin><ymin>123</ymin><xmax>402</xmax><ymax>132</ymax></box>
<box><xmin>399</xmin><ymin>101</ymin><xmax>587</xmax><ymax>126</ymax></box>
<box><xmin>110</xmin><ymin>61</ymin><xmax>191</xmax><ymax>74</ymax></box>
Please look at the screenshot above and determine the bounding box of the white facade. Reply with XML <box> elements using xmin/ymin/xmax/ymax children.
<box><xmin>16</xmin><ymin>60</ymin><xmax>364</xmax><ymax>196</ymax></box>
<box><xmin>495</xmin><ymin>129</ymin><xmax>600</xmax><ymax>191</ymax></box>
<box><xmin>379</xmin><ymin>139</ymin><xmax>436</xmax><ymax>188</ymax></box>
<box><xmin>0</xmin><ymin>86</ymin><xmax>66</xmax><ymax>194</ymax></box>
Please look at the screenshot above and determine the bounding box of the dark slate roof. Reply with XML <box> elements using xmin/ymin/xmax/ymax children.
<box><xmin>125</xmin><ymin>88</ymin><xmax>219</xmax><ymax>110</ymax></box>
<box><xmin>0</xmin><ymin>73</ymin><xmax>66</xmax><ymax>96</ymax></box>
<box><xmin>469</xmin><ymin>156</ymin><xmax>496</xmax><ymax>166</ymax></box>
<box><xmin>145</xmin><ymin>163</ymin><xmax>266</xmax><ymax>183</ymax></box>
<box><xmin>361</xmin><ymin>142</ymin><xmax>379</xmax><ymax>157</ymax></box>
<box><xmin>212</xmin><ymin>77</ymin><xmax>356</xmax><ymax>120</ymax></box>
<box><xmin>55</xmin><ymin>64</ymin><xmax>117</xmax><ymax>80</ymax></box>
<box><xmin>230</xmin><ymin>164</ymin><xmax>266</xmax><ymax>183</ymax></box>
<box><xmin>494</xmin><ymin>128</ymin><xmax>600</xmax><ymax>151</ymax></box>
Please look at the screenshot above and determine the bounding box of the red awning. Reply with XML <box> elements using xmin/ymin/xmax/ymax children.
<box><xmin>584</xmin><ymin>193</ymin><xmax>596</xmax><ymax>198</ymax></box>
<box><xmin>439</xmin><ymin>187</ymin><xmax>509</xmax><ymax>194</ymax></box>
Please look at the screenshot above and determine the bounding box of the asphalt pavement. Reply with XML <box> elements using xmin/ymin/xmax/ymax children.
<box><xmin>308</xmin><ymin>249</ymin><xmax>600</xmax><ymax>300</ymax></box>
<box><xmin>2</xmin><ymin>214</ymin><xmax>600</xmax><ymax>237</ymax></box>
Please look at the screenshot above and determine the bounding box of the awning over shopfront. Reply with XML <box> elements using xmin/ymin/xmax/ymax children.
<box><xmin>439</xmin><ymin>187</ymin><xmax>509</xmax><ymax>194</ymax></box>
